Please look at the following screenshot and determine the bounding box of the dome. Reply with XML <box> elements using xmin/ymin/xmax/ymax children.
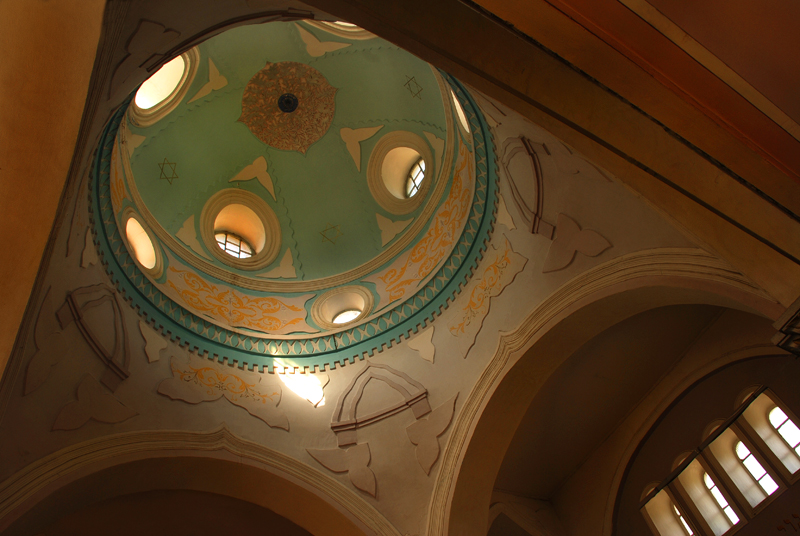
<box><xmin>93</xmin><ymin>20</ymin><xmax>497</xmax><ymax>371</ymax></box>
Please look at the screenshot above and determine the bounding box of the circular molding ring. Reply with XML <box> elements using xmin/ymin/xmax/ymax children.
<box><xmin>199</xmin><ymin>189</ymin><xmax>282</xmax><ymax>270</ymax></box>
<box><xmin>311</xmin><ymin>286</ymin><xmax>375</xmax><ymax>330</ymax></box>
<box><xmin>367</xmin><ymin>131</ymin><xmax>435</xmax><ymax>215</ymax></box>
<box><xmin>128</xmin><ymin>47</ymin><xmax>200</xmax><ymax>128</ymax></box>
<box><xmin>121</xmin><ymin>208</ymin><xmax>164</xmax><ymax>279</ymax></box>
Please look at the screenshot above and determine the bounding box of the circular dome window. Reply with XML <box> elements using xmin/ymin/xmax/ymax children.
<box><xmin>129</xmin><ymin>48</ymin><xmax>199</xmax><ymax>127</ymax></box>
<box><xmin>135</xmin><ymin>56</ymin><xmax>185</xmax><ymax>110</ymax></box>
<box><xmin>123</xmin><ymin>213</ymin><xmax>162</xmax><ymax>276</ymax></box>
<box><xmin>200</xmin><ymin>190</ymin><xmax>281</xmax><ymax>270</ymax></box>
<box><xmin>311</xmin><ymin>286</ymin><xmax>374</xmax><ymax>329</ymax></box>
<box><xmin>367</xmin><ymin>131</ymin><xmax>435</xmax><ymax>214</ymax></box>
<box><xmin>215</xmin><ymin>230</ymin><xmax>254</xmax><ymax>259</ymax></box>
<box><xmin>405</xmin><ymin>157</ymin><xmax>426</xmax><ymax>198</ymax></box>
<box><xmin>213</xmin><ymin>204</ymin><xmax>265</xmax><ymax>255</ymax></box>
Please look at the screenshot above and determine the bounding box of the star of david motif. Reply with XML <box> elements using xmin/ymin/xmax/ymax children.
<box><xmin>158</xmin><ymin>158</ymin><xmax>178</xmax><ymax>184</ymax></box>
<box><xmin>404</xmin><ymin>75</ymin><xmax>423</xmax><ymax>99</ymax></box>
<box><xmin>320</xmin><ymin>223</ymin><xmax>343</xmax><ymax>244</ymax></box>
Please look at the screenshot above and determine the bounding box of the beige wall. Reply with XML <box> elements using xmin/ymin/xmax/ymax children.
<box><xmin>0</xmin><ymin>0</ymin><xmax>105</xmax><ymax>378</ymax></box>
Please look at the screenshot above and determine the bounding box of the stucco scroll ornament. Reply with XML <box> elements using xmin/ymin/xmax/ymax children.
<box><xmin>25</xmin><ymin>287</ymin><xmax>62</xmax><ymax>395</ymax></box>
<box><xmin>158</xmin><ymin>353</ymin><xmax>289</xmax><ymax>430</ymax></box>
<box><xmin>109</xmin><ymin>20</ymin><xmax>180</xmax><ymax>100</ymax></box>
<box><xmin>331</xmin><ymin>362</ymin><xmax>431</xmax><ymax>447</ymax></box>
<box><xmin>55</xmin><ymin>284</ymin><xmax>132</xmax><ymax>392</ymax></box>
<box><xmin>307</xmin><ymin>443</ymin><xmax>377</xmax><ymax>497</ymax></box>
<box><xmin>406</xmin><ymin>394</ymin><xmax>458</xmax><ymax>474</ymax></box>
<box><xmin>26</xmin><ymin>285</ymin><xmax>138</xmax><ymax>395</ymax></box>
<box><xmin>53</xmin><ymin>375</ymin><xmax>137</xmax><ymax>431</ymax></box>
<box><xmin>501</xmin><ymin>136</ymin><xmax>554</xmax><ymax>238</ymax></box>
<box><xmin>542</xmin><ymin>214</ymin><xmax>611</xmax><ymax>273</ymax></box>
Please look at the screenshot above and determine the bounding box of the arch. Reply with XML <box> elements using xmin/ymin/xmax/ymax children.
<box><xmin>423</xmin><ymin>248</ymin><xmax>783</xmax><ymax>536</ymax></box>
<box><xmin>0</xmin><ymin>427</ymin><xmax>400</xmax><ymax>536</ymax></box>
<box><xmin>331</xmin><ymin>362</ymin><xmax>430</xmax><ymax>446</ymax></box>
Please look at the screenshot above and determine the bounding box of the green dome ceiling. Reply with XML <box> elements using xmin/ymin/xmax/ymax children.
<box><xmin>127</xmin><ymin>22</ymin><xmax>450</xmax><ymax>281</ymax></box>
<box><xmin>92</xmin><ymin>20</ymin><xmax>498</xmax><ymax>371</ymax></box>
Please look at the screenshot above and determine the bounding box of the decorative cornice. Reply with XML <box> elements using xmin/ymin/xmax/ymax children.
<box><xmin>0</xmin><ymin>426</ymin><xmax>400</xmax><ymax>536</ymax></box>
<box><xmin>426</xmin><ymin>247</ymin><xmax>779</xmax><ymax>534</ymax></box>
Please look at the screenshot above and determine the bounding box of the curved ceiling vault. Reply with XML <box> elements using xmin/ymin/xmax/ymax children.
<box><xmin>95</xmin><ymin>20</ymin><xmax>498</xmax><ymax>371</ymax></box>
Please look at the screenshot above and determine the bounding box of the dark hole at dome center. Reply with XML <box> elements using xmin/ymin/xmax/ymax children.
<box><xmin>278</xmin><ymin>93</ymin><xmax>299</xmax><ymax>113</ymax></box>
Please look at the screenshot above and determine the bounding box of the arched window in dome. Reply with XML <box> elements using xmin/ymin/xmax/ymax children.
<box><xmin>769</xmin><ymin>406</ymin><xmax>800</xmax><ymax>456</ymax></box>
<box><xmin>215</xmin><ymin>230</ymin><xmax>253</xmax><ymax>259</ymax></box>
<box><xmin>735</xmin><ymin>441</ymin><xmax>778</xmax><ymax>496</ymax></box>
<box><xmin>405</xmin><ymin>157</ymin><xmax>426</xmax><ymax>198</ymax></box>
<box><xmin>703</xmin><ymin>472</ymin><xmax>739</xmax><ymax>527</ymax></box>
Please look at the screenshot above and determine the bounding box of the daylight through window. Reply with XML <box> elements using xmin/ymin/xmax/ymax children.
<box><xmin>735</xmin><ymin>441</ymin><xmax>778</xmax><ymax>495</ymax></box>
<box><xmin>405</xmin><ymin>157</ymin><xmax>426</xmax><ymax>198</ymax></box>
<box><xmin>215</xmin><ymin>231</ymin><xmax>253</xmax><ymax>259</ymax></box>
<box><xmin>703</xmin><ymin>472</ymin><xmax>739</xmax><ymax>526</ymax></box>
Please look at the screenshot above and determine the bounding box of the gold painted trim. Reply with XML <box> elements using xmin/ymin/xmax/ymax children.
<box><xmin>367</xmin><ymin>130</ymin><xmax>436</xmax><ymax>215</ymax></box>
<box><xmin>128</xmin><ymin>47</ymin><xmax>200</xmax><ymax>128</ymax></box>
<box><xmin>0</xmin><ymin>426</ymin><xmax>401</xmax><ymax>536</ymax></box>
<box><xmin>426</xmin><ymin>248</ymin><xmax>779</xmax><ymax>534</ymax></box>
<box><xmin>618</xmin><ymin>0</ymin><xmax>800</xmax><ymax>143</ymax></box>
<box><xmin>118</xmin><ymin>65</ymin><xmax>455</xmax><ymax>292</ymax></box>
<box><xmin>304</xmin><ymin>20</ymin><xmax>377</xmax><ymax>41</ymax></box>
<box><xmin>199</xmin><ymin>188</ymin><xmax>282</xmax><ymax>271</ymax></box>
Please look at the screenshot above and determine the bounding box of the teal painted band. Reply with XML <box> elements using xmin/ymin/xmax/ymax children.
<box><xmin>91</xmin><ymin>74</ymin><xmax>498</xmax><ymax>372</ymax></box>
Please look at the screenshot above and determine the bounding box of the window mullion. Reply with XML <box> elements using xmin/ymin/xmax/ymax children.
<box><xmin>668</xmin><ymin>482</ymin><xmax>709</xmax><ymax>536</ymax></box>
<box><xmin>730</xmin><ymin>420</ymin><xmax>789</xmax><ymax>489</ymax></box>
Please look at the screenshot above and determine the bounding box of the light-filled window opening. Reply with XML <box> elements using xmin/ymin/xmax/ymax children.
<box><xmin>673</xmin><ymin>504</ymin><xmax>694</xmax><ymax>535</ymax></box>
<box><xmin>332</xmin><ymin>309</ymin><xmax>362</xmax><ymax>324</ymax></box>
<box><xmin>405</xmin><ymin>157</ymin><xmax>426</xmax><ymax>198</ymax></box>
<box><xmin>333</xmin><ymin>21</ymin><xmax>358</xmax><ymax>27</ymax></box>
<box><xmin>125</xmin><ymin>217</ymin><xmax>157</xmax><ymax>269</ymax></box>
<box><xmin>769</xmin><ymin>406</ymin><xmax>800</xmax><ymax>455</ymax></box>
<box><xmin>134</xmin><ymin>55</ymin><xmax>186</xmax><ymax>110</ymax></box>
<box><xmin>215</xmin><ymin>231</ymin><xmax>253</xmax><ymax>259</ymax></box>
<box><xmin>450</xmin><ymin>88</ymin><xmax>470</xmax><ymax>133</ymax></box>
<box><xmin>735</xmin><ymin>441</ymin><xmax>778</xmax><ymax>495</ymax></box>
<box><xmin>703</xmin><ymin>472</ymin><xmax>739</xmax><ymax>526</ymax></box>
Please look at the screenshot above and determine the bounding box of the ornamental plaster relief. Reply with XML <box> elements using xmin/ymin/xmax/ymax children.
<box><xmin>158</xmin><ymin>353</ymin><xmax>289</xmax><ymax>430</ymax></box>
<box><xmin>187</xmin><ymin>57</ymin><xmax>228</xmax><ymax>104</ymax></box>
<box><xmin>228</xmin><ymin>155</ymin><xmax>275</xmax><ymax>200</ymax></box>
<box><xmin>53</xmin><ymin>375</ymin><xmax>137</xmax><ymax>431</ymax></box>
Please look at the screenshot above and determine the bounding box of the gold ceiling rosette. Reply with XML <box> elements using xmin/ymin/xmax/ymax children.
<box><xmin>238</xmin><ymin>61</ymin><xmax>337</xmax><ymax>154</ymax></box>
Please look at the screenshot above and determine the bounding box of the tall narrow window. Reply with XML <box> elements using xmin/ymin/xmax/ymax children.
<box><xmin>769</xmin><ymin>406</ymin><xmax>800</xmax><ymax>455</ymax></box>
<box><xmin>703</xmin><ymin>472</ymin><xmax>739</xmax><ymax>525</ymax></box>
<box><xmin>736</xmin><ymin>441</ymin><xmax>778</xmax><ymax>495</ymax></box>
<box><xmin>673</xmin><ymin>504</ymin><xmax>694</xmax><ymax>535</ymax></box>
